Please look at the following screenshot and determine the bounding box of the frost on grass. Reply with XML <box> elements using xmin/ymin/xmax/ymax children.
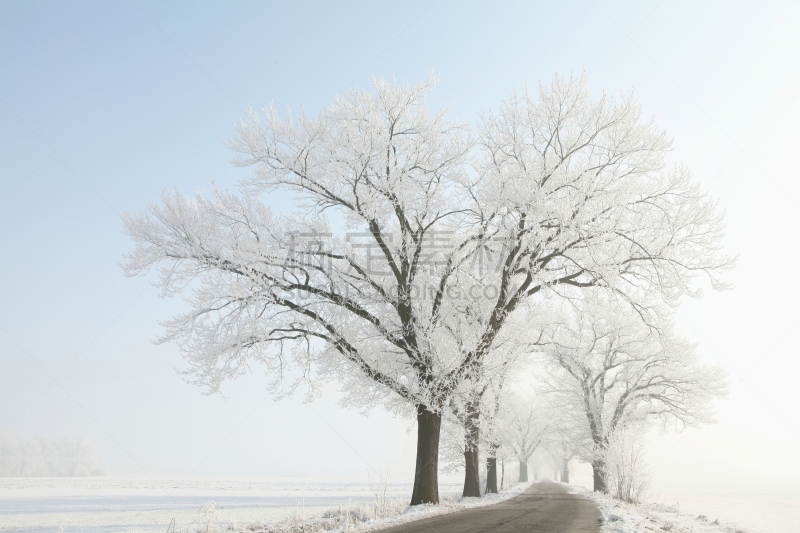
<box><xmin>233</xmin><ymin>498</ymin><xmax>409</xmax><ymax>533</ymax></box>
<box><xmin>192</xmin><ymin>483</ymin><xmax>532</xmax><ymax>533</ymax></box>
<box><xmin>569</xmin><ymin>484</ymin><xmax>749</xmax><ymax>533</ymax></box>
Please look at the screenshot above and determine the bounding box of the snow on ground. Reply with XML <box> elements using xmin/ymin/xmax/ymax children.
<box><xmin>649</xmin><ymin>479</ymin><xmax>800</xmax><ymax>533</ymax></box>
<box><xmin>255</xmin><ymin>480</ymin><xmax>535</xmax><ymax>533</ymax></box>
<box><xmin>0</xmin><ymin>477</ymin><xmax>427</xmax><ymax>533</ymax></box>
<box><xmin>6</xmin><ymin>476</ymin><xmax>772</xmax><ymax>533</ymax></box>
<box><xmin>0</xmin><ymin>478</ymin><xmax>531</xmax><ymax>533</ymax></box>
<box><xmin>567</xmin><ymin>483</ymin><xmax>751</xmax><ymax>533</ymax></box>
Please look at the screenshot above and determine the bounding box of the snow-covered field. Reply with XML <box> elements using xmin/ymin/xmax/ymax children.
<box><xmin>0</xmin><ymin>477</ymin><xmax>420</xmax><ymax>532</ymax></box>
<box><xmin>566</xmin><ymin>473</ymin><xmax>799</xmax><ymax>533</ymax></box>
<box><xmin>578</xmin><ymin>485</ymin><xmax>745</xmax><ymax>533</ymax></box>
<box><xmin>0</xmin><ymin>477</ymin><xmax>498</xmax><ymax>533</ymax></box>
<box><xmin>4</xmin><ymin>476</ymin><xmax>797</xmax><ymax>533</ymax></box>
<box><xmin>579</xmin><ymin>487</ymin><xmax>766</xmax><ymax>533</ymax></box>
<box><xmin>649</xmin><ymin>480</ymin><xmax>800</xmax><ymax>533</ymax></box>
<box><xmin>566</xmin><ymin>479</ymin><xmax>800</xmax><ymax>533</ymax></box>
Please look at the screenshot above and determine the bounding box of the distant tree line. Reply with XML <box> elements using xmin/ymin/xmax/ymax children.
<box><xmin>0</xmin><ymin>432</ymin><xmax>104</xmax><ymax>477</ymax></box>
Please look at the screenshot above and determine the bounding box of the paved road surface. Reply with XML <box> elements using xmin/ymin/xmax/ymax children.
<box><xmin>380</xmin><ymin>482</ymin><xmax>600</xmax><ymax>533</ymax></box>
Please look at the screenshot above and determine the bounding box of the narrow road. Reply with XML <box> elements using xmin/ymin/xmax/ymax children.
<box><xmin>380</xmin><ymin>482</ymin><xmax>600</xmax><ymax>533</ymax></box>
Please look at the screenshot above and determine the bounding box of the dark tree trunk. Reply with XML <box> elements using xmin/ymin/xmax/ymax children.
<box><xmin>562</xmin><ymin>458</ymin><xmax>570</xmax><ymax>484</ymax></box>
<box><xmin>592</xmin><ymin>460</ymin><xmax>607</xmax><ymax>493</ymax></box>
<box><xmin>410</xmin><ymin>405</ymin><xmax>441</xmax><ymax>505</ymax></box>
<box><xmin>462</xmin><ymin>448</ymin><xmax>481</xmax><ymax>497</ymax></box>
<box><xmin>486</xmin><ymin>456</ymin><xmax>498</xmax><ymax>494</ymax></box>
<box><xmin>462</xmin><ymin>403</ymin><xmax>481</xmax><ymax>498</ymax></box>
<box><xmin>519</xmin><ymin>459</ymin><xmax>528</xmax><ymax>482</ymax></box>
<box><xmin>500</xmin><ymin>458</ymin><xmax>505</xmax><ymax>490</ymax></box>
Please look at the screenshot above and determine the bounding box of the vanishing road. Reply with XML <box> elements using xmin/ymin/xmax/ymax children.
<box><xmin>381</xmin><ymin>482</ymin><xmax>600</xmax><ymax>533</ymax></box>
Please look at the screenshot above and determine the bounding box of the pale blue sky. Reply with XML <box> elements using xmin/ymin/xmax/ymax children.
<box><xmin>2</xmin><ymin>0</ymin><xmax>800</xmax><ymax>491</ymax></box>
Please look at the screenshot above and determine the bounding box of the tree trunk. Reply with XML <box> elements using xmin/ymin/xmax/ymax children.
<box><xmin>562</xmin><ymin>458</ymin><xmax>570</xmax><ymax>484</ymax></box>
<box><xmin>486</xmin><ymin>456</ymin><xmax>498</xmax><ymax>494</ymax></box>
<box><xmin>462</xmin><ymin>403</ymin><xmax>481</xmax><ymax>498</ymax></box>
<box><xmin>410</xmin><ymin>405</ymin><xmax>441</xmax><ymax>505</ymax></box>
<box><xmin>500</xmin><ymin>458</ymin><xmax>505</xmax><ymax>490</ymax></box>
<box><xmin>592</xmin><ymin>459</ymin><xmax>607</xmax><ymax>493</ymax></box>
<box><xmin>519</xmin><ymin>459</ymin><xmax>528</xmax><ymax>482</ymax></box>
<box><xmin>462</xmin><ymin>447</ymin><xmax>481</xmax><ymax>497</ymax></box>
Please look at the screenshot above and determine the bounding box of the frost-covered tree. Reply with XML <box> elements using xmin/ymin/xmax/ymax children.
<box><xmin>544</xmin><ymin>418</ymin><xmax>585</xmax><ymax>484</ymax></box>
<box><xmin>540</xmin><ymin>297</ymin><xmax>726</xmax><ymax>492</ymax></box>
<box><xmin>482</xmin><ymin>382</ymin><xmax>506</xmax><ymax>494</ymax></box>
<box><xmin>446</xmin><ymin>324</ymin><xmax>532</xmax><ymax>497</ymax></box>
<box><xmin>123</xmin><ymin>73</ymin><xmax>731</xmax><ymax>504</ymax></box>
<box><xmin>439</xmin><ymin>383</ymin><xmax>503</xmax><ymax>496</ymax></box>
<box><xmin>446</xmin><ymin>388</ymin><xmax>489</xmax><ymax>497</ymax></box>
<box><xmin>494</xmin><ymin>438</ymin><xmax>516</xmax><ymax>490</ymax></box>
<box><xmin>440</xmin><ymin>378</ymin><xmax>515</xmax><ymax>495</ymax></box>
<box><xmin>440</xmin><ymin>379</ymin><xmax>513</xmax><ymax>495</ymax></box>
<box><xmin>438</xmin><ymin>418</ymin><xmax>469</xmax><ymax>475</ymax></box>
<box><xmin>500</xmin><ymin>395</ymin><xmax>550</xmax><ymax>483</ymax></box>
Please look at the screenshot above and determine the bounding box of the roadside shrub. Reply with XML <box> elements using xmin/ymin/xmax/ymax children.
<box><xmin>605</xmin><ymin>428</ymin><xmax>651</xmax><ymax>504</ymax></box>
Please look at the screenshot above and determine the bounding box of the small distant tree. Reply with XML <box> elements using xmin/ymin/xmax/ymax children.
<box><xmin>499</xmin><ymin>396</ymin><xmax>550</xmax><ymax>483</ymax></box>
<box><xmin>541</xmin><ymin>296</ymin><xmax>726</xmax><ymax>493</ymax></box>
<box><xmin>545</xmin><ymin>420</ymin><xmax>584</xmax><ymax>484</ymax></box>
<box><xmin>438</xmin><ymin>418</ymin><xmax>469</xmax><ymax>475</ymax></box>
